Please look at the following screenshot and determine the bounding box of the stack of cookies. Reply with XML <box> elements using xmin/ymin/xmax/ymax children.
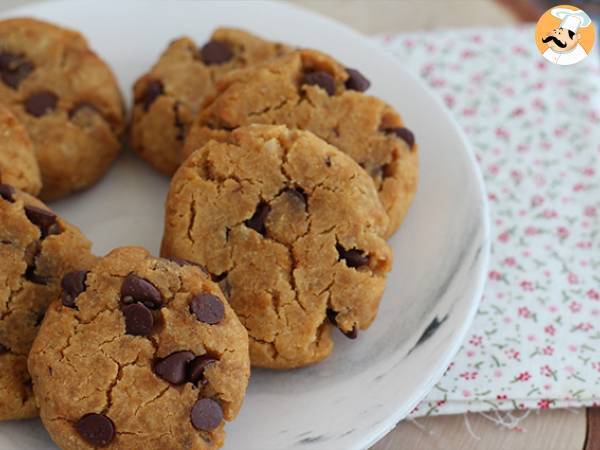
<box><xmin>0</xmin><ymin>19</ymin><xmax>418</xmax><ymax>450</ymax></box>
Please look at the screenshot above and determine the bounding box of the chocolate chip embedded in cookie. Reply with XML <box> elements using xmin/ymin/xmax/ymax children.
<box><xmin>28</xmin><ymin>247</ymin><xmax>250</xmax><ymax>450</ymax></box>
<box><xmin>183</xmin><ymin>48</ymin><xmax>418</xmax><ymax>237</ymax></box>
<box><xmin>0</xmin><ymin>186</ymin><xmax>94</xmax><ymax>421</ymax></box>
<box><xmin>130</xmin><ymin>27</ymin><xmax>290</xmax><ymax>175</ymax></box>
<box><xmin>0</xmin><ymin>105</ymin><xmax>41</xmax><ymax>195</ymax></box>
<box><xmin>162</xmin><ymin>125</ymin><xmax>392</xmax><ymax>369</ymax></box>
<box><xmin>0</xmin><ymin>18</ymin><xmax>125</xmax><ymax>200</ymax></box>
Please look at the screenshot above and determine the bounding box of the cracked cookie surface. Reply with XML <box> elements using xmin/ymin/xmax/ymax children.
<box><xmin>183</xmin><ymin>49</ymin><xmax>418</xmax><ymax>237</ymax></box>
<box><xmin>0</xmin><ymin>104</ymin><xmax>41</xmax><ymax>195</ymax></box>
<box><xmin>28</xmin><ymin>247</ymin><xmax>250</xmax><ymax>450</ymax></box>
<box><xmin>162</xmin><ymin>125</ymin><xmax>392</xmax><ymax>368</ymax></box>
<box><xmin>130</xmin><ymin>28</ymin><xmax>289</xmax><ymax>175</ymax></box>
<box><xmin>0</xmin><ymin>18</ymin><xmax>125</xmax><ymax>200</ymax></box>
<box><xmin>0</xmin><ymin>185</ymin><xmax>93</xmax><ymax>420</ymax></box>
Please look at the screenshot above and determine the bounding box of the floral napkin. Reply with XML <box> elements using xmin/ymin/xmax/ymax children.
<box><xmin>376</xmin><ymin>26</ymin><xmax>600</xmax><ymax>416</ymax></box>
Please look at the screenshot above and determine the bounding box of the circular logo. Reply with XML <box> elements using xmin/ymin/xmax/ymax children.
<box><xmin>535</xmin><ymin>4</ymin><xmax>596</xmax><ymax>66</ymax></box>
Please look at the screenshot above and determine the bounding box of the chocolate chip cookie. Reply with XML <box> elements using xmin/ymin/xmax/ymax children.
<box><xmin>0</xmin><ymin>18</ymin><xmax>125</xmax><ymax>200</ymax></box>
<box><xmin>162</xmin><ymin>125</ymin><xmax>392</xmax><ymax>368</ymax></box>
<box><xmin>0</xmin><ymin>104</ymin><xmax>41</xmax><ymax>195</ymax></box>
<box><xmin>0</xmin><ymin>185</ymin><xmax>94</xmax><ymax>420</ymax></box>
<box><xmin>130</xmin><ymin>27</ymin><xmax>289</xmax><ymax>175</ymax></box>
<box><xmin>183</xmin><ymin>49</ymin><xmax>418</xmax><ymax>237</ymax></box>
<box><xmin>28</xmin><ymin>247</ymin><xmax>250</xmax><ymax>449</ymax></box>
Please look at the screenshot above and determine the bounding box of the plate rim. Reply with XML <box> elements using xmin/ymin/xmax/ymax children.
<box><xmin>0</xmin><ymin>1</ymin><xmax>492</xmax><ymax>449</ymax></box>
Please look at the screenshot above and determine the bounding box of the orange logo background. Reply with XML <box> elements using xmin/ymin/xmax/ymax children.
<box><xmin>534</xmin><ymin>4</ymin><xmax>596</xmax><ymax>55</ymax></box>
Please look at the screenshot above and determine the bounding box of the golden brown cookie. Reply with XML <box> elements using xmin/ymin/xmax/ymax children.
<box><xmin>162</xmin><ymin>125</ymin><xmax>392</xmax><ymax>369</ymax></box>
<box><xmin>130</xmin><ymin>28</ymin><xmax>290</xmax><ymax>175</ymax></box>
<box><xmin>28</xmin><ymin>247</ymin><xmax>250</xmax><ymax>450</ymax></box>
<box><xmin>0</xmin><ymin>104</ymin><xmax>41</xmax><ymax>195</ymax></box>
<box><xmin>0</xmin><ymin>184</ymin><xmax>94</xmax><ymax>420</ymax></box>
<box><xmin>0</xmin><ymin>18</ymin><xmax>125</xmax><ymax>200</ymax></box>
<box><xmin>183</xmin><ymin>49</ymin><xmax>418</xmax><ymax>237</ymax></box>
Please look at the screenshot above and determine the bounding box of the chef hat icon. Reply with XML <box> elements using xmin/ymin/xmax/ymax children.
<box><xmin>551</xmin><ymin>7</ymin><xmax>592</xmax><ymax>33</ymax></box>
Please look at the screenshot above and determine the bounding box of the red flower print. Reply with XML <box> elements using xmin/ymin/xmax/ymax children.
<box><xmin>517</xmin><ymin>307</ymin><xmax>531</xmax><ymax>318</ymax></box>
<box><xmin>488</xmin><ymin>270</ymin><xmax>502</xmax><ymax>281</ymax></box>
<box><xmin>510</xmin><ymin>170</ymin><xmax>522</xmax><ymax>183</ymax></box>
<box><xmin>495</xmin><ymin>128</ymin><xmax>509</xmax><ymax>139</ymax></box>
<box><xmin>498</xmin><ymin>230</ymin><xmax>510</xmax><ymax>242</ymax></box>
<box><xmin>569</xmin><ymin>301</ymin><xmax>582</xmax><ymax>313</ymax></box>
<box><xmin>436</xmin><ymin>400</ymin><xmax>446</xmax><ymax>406</ymax></box>
<box><xmin>573</xmin><ymin>182</ymin><xmax>585</xmax><ymax>192</ymax></box>
<box><xmin>542</xmin><ymin>346</ymin><xmax>554</xmax><ymax>356</ymax></box>
<box><xmin>592</xmin><ymin>362</ymin><xmax>600</xmax><ymax>373</ymax></box>
<box><xmin>515</xmin><ymin>372</ymin><xmax>531</xmax><ymax>382</ymax></box>
<box><xmin>584</xmin><ymin>206</ymin><xmax>597</xmax><ymax>217</ymax></box>
<box><xmin>444</xmin><ymin>94</ymin><xmax>455</xmax><ymax>108</ymax></box>
<box><xmin>587</xmin><ymin>289</ymin><xmax>599</xmax><ymax>300</ymax></box>
<box><xmin>583</xmin><ymin>167</ymin><xmax>595</xmax><ymax>177</ymax></box>
<box><xmin>505</xmin><ymin>348</ymin><xmax>521</xmax><ymax>361</ymax></box>
<box><xmin>544</xmin><ymin>325</ymin><xmax>556</xmax><ymax>336</ymax></box>
<box><xmin>503</xmin><ymin>257</ymin><xmax>516</xmax><ymax>266</ymax></box>
<box><xmin>511</xmin><ymin>107</ymin><xmax>525</xmax><ymax>117</ymax></box>
<box><xmin>540</xmin><ymin>365</ymin><xmax>554</xmax><ymax>377</ymax></box>
<box><xmin>568</xmin><ymin>273</ymin><xmax>579</xmax><ymax>285</ymax></box>
<box><xmin>542</xmin><ymin>209</ymin><xmax>557</xmax><ymax>218</ymax></box>
<box><xmin>530</xmin><ymin>195</ymin><xmax>544</xmax><ymax>207</ymax></box>
<box><xmin>520</xmin><ymin>280</ymin><xmax>534</xmax><ymax>291</ymax></box>
<box><xmin>431</xmin><ymin>78</ymin><xmax>446</xmax><ymax>88</ymax></box>
<box><xmin>575</xmin><ymin>322</ymin><xmax>593</xmax><ymax>332</ymax></box>
<box><xmin>577</xmin><ymin>241</ymin><xmax>592</xmax><ymax>250</ymax></box>
<box><xmin>537</xmin><ymin>399</ymin><xmax>552</xmax><ymax>409</ymax></box>
<box><xmin>496</xmin><ymin>394</ymin><xmax>508</xmax><ymax>400</ymax></box>
<box><xmin>461</xmin><ymin>49</ymin><xmax>475</xmax><ymax>59</ymax></box>
<box><xmin>459</xmin><ymin>371</ymin><xmax>478</xmax><ymax>380</ymax></box>
<box><xmin>525</xmin><ymin>226</ymin><xmax>538</xmax><ymax>236</ymax></box>
<box><xmin>469</xmin><ymin>335</ymin><xmax>483</xmax><ymax>346</ymax></box>
<box><xmin>557</xmin><ymin>227</ymin><xmax>569</xmax><ymax>239</ymax></box>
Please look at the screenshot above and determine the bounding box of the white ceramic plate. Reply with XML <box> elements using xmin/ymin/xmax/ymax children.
<box><xmin>0</xmin><ymin>1</ymin><xmax>490</xmax><ymax>449</ymax></box>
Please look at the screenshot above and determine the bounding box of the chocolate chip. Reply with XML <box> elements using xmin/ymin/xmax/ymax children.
<box><xmin>336</xmin><ymin>244</ymin><xmax>369</xmax><ymax>268</ymax></box>
<box><xmin>343</xmin><ymin>325</ymin><xmax>358</xmax><ymax>339</ymax></box>
<box><xmin>188</xmin><ymin>355</ymin><xmax>217</xmax><ymax>385</ymax></box>
<box><xmin>0</xmin><ymin>343</ymin><xmax>9</xmax><ymax>354</ymax></box>
<box><xmin>0</xmin><ymin>184</ymin><xmax>15</xmax><ymax>202</ymax></box>
<box><xmin>326</xmin><ymin>308</ymin><xmax>338</xmax><ymax>325</ymax></box>
<box><xmin>191</xmin><ymin>398</ymin><xmax>223</xmax><ymax>431</ymax></box>
<box><xmin>154</xmin><ymin>351</ymin><xmax>195</xmax><ymax>385</ymax></box>
<box><xmin>303</xmin><ymin>71</ymin><xmax>335</xmax><ymax>96</ymax></box>
<box><xmin>122</xmin><ymin>302</ymin><xmax>154</xmax><ymax>336</ymax></box>
<box><xmin>140</xmin><ymin>79</ymin><xmax>163</xmax><ymax>111</ymax></box>
<box><xmin>326</xmin><ymin>309</ymin><xmax>358</xmax><ymax>339</ymax></box>
<box><xmin>285</xmin><ymin>187</ymin><xmax>307</xmax><ymax>206</ymax></box>
<box><xmin>382</xmin><ymin>127</ymin><xmax>415</xmax><ymax>149</ymax></box>
<box><xmin>345</xmin><ymin>68</ymin><xmax>370</xmax><ymax>92</ymax></box>
<box><xmin>245</xmin><ymin>201</ymin><xmax>271</xmax><ymax>236</ymax></box>
<box><xmin>61</xmin><ymin>270</ymin><xmax>89</xmax><ymax>308</ymax></box>
<box><xmin>68</xmin><ymin>101</ymin><xmax>100</xmax><ymax>119</ymax></box>
<box><xmin>211</xmin><ymin>272</ymin><xmax>227</xmax><ymax>283</ymax></box>
<box><xmin>0</xmin><ymin>52</ymin><xmax>34</xmax><ymax>89</ymax></box>
<box><xmin>25</xmin><ymin>265</ymin><xmax>48</xmax><ymax>285</ymax></box>
<box><xmin>25</xmin><ymin>91</ymin><xmax>58</xmax><ymax>117</ymax></box>
<box><xmin>199</xmin><ymin>40</ymin><xmax>233</xmax><ymax>65</ymax></box>
<box><xmin>75</xmin><ymin>413</ymin><xmax>115</xmax><ymax>447</ymax></box>
<box><xmin>190</xmin><ymin>294</ymin><xmax>224</xmax><ymax>325</ymax></box>
<box><xmin>24</xmin><ymin>205</ymin><xmax>59</xmax><ymax>239</ymax></box>
<box><xmin>121</xmin><ymin>274</ymin><xmax>163</xmax><ymax>309</ymax></box>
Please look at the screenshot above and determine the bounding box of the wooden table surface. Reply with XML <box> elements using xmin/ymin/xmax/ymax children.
<box><xmin>0</xmin><ymin>1</ymin><xmax>594</xmax><ymax>449</ymax></box>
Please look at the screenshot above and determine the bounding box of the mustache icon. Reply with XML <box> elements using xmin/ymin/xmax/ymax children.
<box><xmin>542</xmin><ymin>35</ymin><xmax>567</xmax><ymax>48</ymax></box>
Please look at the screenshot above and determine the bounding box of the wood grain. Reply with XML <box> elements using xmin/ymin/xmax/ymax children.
<box><xmin>372</xmin><ymin>410</ymin><xmax>587</xmax><ymax>450</ymax></box>
<box><xmin>586</xmin><ymin>408</ymin><xmax>600</xmax><ymax>450</ymax></box>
